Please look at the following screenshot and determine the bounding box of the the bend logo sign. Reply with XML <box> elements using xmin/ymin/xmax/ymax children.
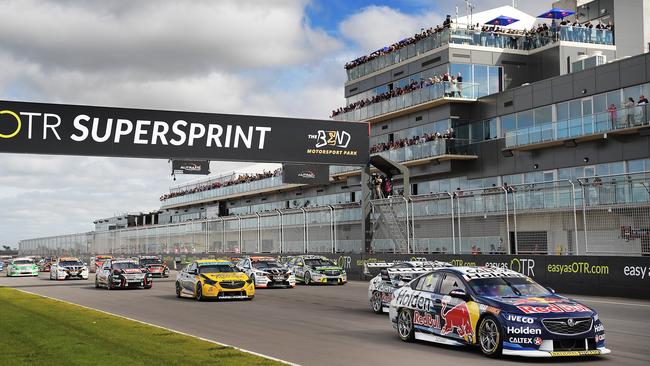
<box><xmin>309</xmin><ymin>130</ymin><xmax>351</xmax><ymax>148</ymax></box>
<box><xmin>0</xmin><ymin>110</ymin><xmax>21</xmax><ymax>139</ymax></box>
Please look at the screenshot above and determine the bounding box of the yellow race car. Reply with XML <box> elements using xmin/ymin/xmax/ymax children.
<box><xmin>175</xmin><ymin>259</ymin><xmax>254</xmax><ymax>301</ymax></box>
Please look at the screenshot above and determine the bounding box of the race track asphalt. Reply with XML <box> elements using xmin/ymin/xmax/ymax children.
<box><xmin>0</xmin><ymin>273</ymin><xmax>648</xmax><ymax>366</ymax></box>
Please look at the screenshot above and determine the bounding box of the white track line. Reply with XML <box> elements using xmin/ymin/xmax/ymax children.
<box><xmin>571</xmin><ymin>297</ymin><xmax>650</xmax><ymax>308</ymax></box>
<box><xmin>13</xmin><ymin>288</ymin><xmax>300</xmax><ymax>366</ymax></box>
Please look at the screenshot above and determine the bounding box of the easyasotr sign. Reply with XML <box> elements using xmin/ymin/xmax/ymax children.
<box><xmin>0</xmin><ymin>100</ymin><xmax>369</xmax><ymax>165</ymax></box>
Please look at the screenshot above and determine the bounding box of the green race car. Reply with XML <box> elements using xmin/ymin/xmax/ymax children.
<box><xmin>6</xmin><ymin>257</ymin><xmax>39</xmax><ymax>277</ymax></box>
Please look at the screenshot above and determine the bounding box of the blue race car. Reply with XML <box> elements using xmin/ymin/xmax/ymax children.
<box><xmin>389</xmin><ymin>266</ymin><xmax>610</xmax><ymax>358</ymax></box>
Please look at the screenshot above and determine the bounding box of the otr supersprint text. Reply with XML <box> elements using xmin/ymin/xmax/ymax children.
<box><xmin>0</xmin><ymin>110</ymin><xmax>272</xmax><ymax>149</ymax></box>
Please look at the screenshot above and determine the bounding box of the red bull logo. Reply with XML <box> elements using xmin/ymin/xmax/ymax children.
<box><xmin>511</xmin><ymin>297</ymin><xmax>563</xmax><ymax>306</ymax></box>
<box><xmin>517</xmin><ymin>303</ymin><xmax>591</xmax><ymax>314</ymax></box>
<box><xmin>441</xmin><ymin>299</ymin><xmax>474</xmax><ymax>339</ymax></box>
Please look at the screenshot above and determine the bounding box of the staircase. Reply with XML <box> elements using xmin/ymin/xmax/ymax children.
<box><xmin>373</xmin><ymin>200</ymin><xmax>409</xmax><ymax>253</ymax></box>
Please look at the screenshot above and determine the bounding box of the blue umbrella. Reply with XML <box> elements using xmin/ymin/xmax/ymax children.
<box><xmin>485</xmin><ymin>15</ymin><xmax>519</xmax><ymax>26</ymax></box>
<box><xmin>537</xmin><ymin>8</ymin><xmax>575</xmax><ymax>19</ymax></box>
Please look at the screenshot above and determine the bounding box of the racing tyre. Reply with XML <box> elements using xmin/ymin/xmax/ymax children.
<box><xmin>94</xmin><ymin>277</ymin><xmax>99</xmax><ymax>288</ymax></box>
<box><xmin>304</xmin><ymin>272</ymin><xmax>311</xmax><ymax>285</ymax></box>
<box><xmin>478</xmin><ymin>315</ymin><xmax>503</xmax><ymax>358</ymax></box>
<box><xmin>397</xmin><ymin>308</ymin><xmax>415</xmax><ymax>342</ymax></box>
<box><xmin>371</xmin><ymin>291</ymin><xmax>383</xmax><ymax>314</ymax></box>
<box><xmin>195</xmin><ymin>283</ymin><xmax>204</xmax><ymax>301</ymax></box>
<box><xmin>175</xmin><ymin>282</ymin><xmax>182</xmax><ymax>298</ymax></box>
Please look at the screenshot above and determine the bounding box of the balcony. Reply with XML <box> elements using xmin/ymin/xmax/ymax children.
<box><xmin>330</xmin><ymin>138</ymin><xmax>478</xmax><ymax>177</ymax></box>
<box><xmin>332</xmin><ymin>82</ymin><xmax>478</xmax><ymax>123</ymax></box>
<box><xmin>346</xmin><ymin>25</ymin><xmax>614</xmax><ymax>82</ymax></box>
<box><xmin>161</xmin><ymin>176</ymin><xmax>300</xmax><ymax>208</ymax></box>
<box><xmin>505</xmin><ymin>105</ymin><xmax>650</xmax><ymax>150</ymax></box>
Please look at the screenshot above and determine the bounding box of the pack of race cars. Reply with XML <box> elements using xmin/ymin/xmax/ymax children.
<box><xmin>2</xmin><ymin>254</ymin><xmax>610</xmax><ymax>358</ymax></box>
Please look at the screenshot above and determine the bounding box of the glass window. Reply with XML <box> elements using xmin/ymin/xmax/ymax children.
<box><xmin>593</xmin><ymin>93</ymin><xmax>607</xmax><ymax>114</ymax></box>
<box><xmin>486</xmin><ymin>118</ymin><xmax>497</xmax><ymax>139</ymax></box>
<box><xmin>569</xmin><ymin>100</ymin><xmax>582</xmax><ymax>118</ymax></box>
<box><xmin>475</xmin><ymin>65</ymin><xmax>489</xmax><ymax>97</ymax></box>
<box><xmin>534</xmin><ymin>105</ymin><xmax>553</xmax><ymax>125</ymax></box>
<box><xmin>500</xmin><ymin>114</ymin><xmax>516</xmax><ymax>136</ymax></box>
<box><xmin>609</xmin><ymin>162</ymin><xmax>625</xmax><ymax>175</ymax></box>
<box><xmin>628</xmin><ymin>159</ymin><xmax>646</xmax><ymax>173</ymax></box>
<box><xmin>556</xmin><ymin>102</ymin><xmax>569</xmax><ymax>121</ymax></box>
<box><xmin>623</xmin><ymin>85</ymin><xmax>643</xmax><ymax>103</ymax></box>
<box><xmin>517</xmin><ymin>110</ymin><xmax>533</xmax><ymax>129</ymax></box>
<box><xmin>595</xmin><ymin>163</ymin><xmax>609</xmax><ymax>176</ymax></box>
<box><xmin>470</xmin><ymin>121</ymin><xmax>484</xmax><ymax>141</ymax></box>
<box><xmin>606</xmin><ymin>90</ymin><xmax>621</xmax><ymax>109</ymax></box>
<box><xmin>438</xmin><ymin>274</ymin><xmax>466</xmax><ymax>295</ymax></box>
<box><xmin>488</xmin><ymin>66</ymin><xmax>502</xmax><ymax>94</ymax></box>
<box><xmin>416</xmin><ymin>273</ymin><xmax>441</xmax><ymax>292</ymax></box>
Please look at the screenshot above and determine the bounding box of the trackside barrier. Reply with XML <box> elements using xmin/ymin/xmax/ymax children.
<box><xmin>18</xmin><ymin>173</ymin><xmax>650</xmax><ymax>257</ymax></box>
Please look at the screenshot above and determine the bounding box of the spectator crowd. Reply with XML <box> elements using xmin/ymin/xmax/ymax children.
<box><xmin>369</xmin><ymin>128</ymin><xmax>456</xmax><ymax>153</ymax></box>
<box><xmin>331</xmin><ymin>72</ymin><xmax>463</xmax><ymax>118</ymax></box>
<box><xmin>160</xmin><ymin>169</ymin><xmax>282</xmax><ymax>201</ymax></box>
<box><xmin>345</xmin><ymin>15</ymin><xmax>614</xmax><ymax>71</ymax></box>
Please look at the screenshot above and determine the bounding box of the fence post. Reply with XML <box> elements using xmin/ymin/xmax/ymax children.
<box><xmin>255</xmin><ymin>213</ymin><xmax>261</xmax><ymax>253</ymax></box>
<box><xmin>328</xmin><ymin>205</ymin><xmax>335</xmax><ymax>254</ymax></box>
<box><xmin>512</xmin><ymin>189</ymin><xmax>518</xmax><ymax>254</ymax></box>
<box><xmin>276</xmin><ymin>209</ymin><xmax>282</xmax><ymax>254</ymax></box>
<box><xmin>205</xmin><ymin>219</ymin><xmax>209</xmax><ymax>254</ymax></box>
<box><xmin>300</xmin><ymin>208</ymin><xmax>307</xmax><ymax>254</ymax></box>
<box><xmin>221</xmin><ymin>218</ymin><xmax>226</xmax><ymax>254</ymax></box>
<box><xmin>445</xmin><ymin>192</ymin><xmax>456</xmax><ymax>254</ymax></box>
<box><xmin>569</xmin><ymin>180</ymin><xmax>579</xmax><ymax>255</ymax></box>
<box><xmin>578</xmin><ymin>179</ymin><xmax>589</xmax><ymax>253</ymax></box>
<box><xmin>401</xmin><ymin>196</ymin><xmax>411</xmax><ymax>254</ymax></box>
<box><xmin>409</xmin><ymin>197</ymin><xmax>415</xmax><ymax>253</ymax></box>
<box><xmin>500</xmin><ymin>187</ymin><xmax>511</xmax><ymax>255</ymax></box>
<box><xmin>237</xmin><ymin>216</ymin><xmax>242</xmax><ymax>254</ymax></box>
<box><xmin>456</xmin><ymin>193</ymin><xmax>462</xmax><ymax>253</ymax></box>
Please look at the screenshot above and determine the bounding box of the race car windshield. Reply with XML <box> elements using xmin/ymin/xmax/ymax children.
<box><xmin>13</xmin><ymin>260</ymin><xmax>33</xmax><ymax>265</ymax></box>
<box><xmin>304</xmin><ymin>259</ymin><xmax>335</xmax><ymax>267</ymax></box>
<box><xmin>112</xmin><ymin>262</ymin><xmax>140</xmax><ymax>270</ymax></box>
<box><xmin>470</xmin><ymin>277</ymin><xmax>551</xmax><ymax>297</ymax></box>
<box><xmin>140</xmin><ymin>259</ymin><xmax>162</xmax><ymax>265</ymax></box>
<box><xmin>59</xmin><ymin>261</ymin><xmax>83</xmax><ymax>267</ymax></box>
<box><xmin>252</xmin><ymin>261</ymin><xmax>281</xmax><ymax>269</ymax></box>
<box><xmin>199</xmin><ymin>264</ymin><xmax>238</xmax><ymax>273</ymax></box>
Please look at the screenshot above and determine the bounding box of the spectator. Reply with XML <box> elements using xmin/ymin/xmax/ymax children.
<box><xmin>638</xmin><ymin>95</ymin><xmax>649</xmax><ymax>123</ymax></box>
<box><xmin>372</xmin><ymin>174</ymin><xmax>383</xmax><ymax>199</ymax></box>
<box><xmin>443</xmin><ymin>15</ymin><xmax>452</xmax><ymax>28</ymax></box>
<box><xmin>456</xmin><ymin>72</ymin><xmax>463</xmax><ymax>97</ymax></box>
<box><xmin>608</xmin><ymin>104</ymin><xmax>617</xmax><ymax>128</ymax></box>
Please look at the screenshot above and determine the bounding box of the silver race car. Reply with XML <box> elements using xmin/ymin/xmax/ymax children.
<box><xmin>236</xmin><ymin>256</ymin><xmax>296</xmax><ymax>288</ymax></box>
<box><xmin>368</xmin><ymin>261</ymin><xmax>452</xmax><ymax>314</ymax></box>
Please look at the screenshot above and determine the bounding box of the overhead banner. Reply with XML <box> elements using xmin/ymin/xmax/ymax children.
<box><xmin>282</xmin><ymin>163</ymin><xmax>330</xmax><ymax>185</ymax></box>
<box><xmin>172</xmin><ymin>159</ymin><xmax>210</xmax><ymax>175</ymax></box>
<box><xmin>0</xmin><ymin>100</ymin><xmax>369</xmax><ymax>165</ymax></box>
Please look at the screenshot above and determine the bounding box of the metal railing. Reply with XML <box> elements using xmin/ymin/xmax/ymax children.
<box><xmin>330</xmin><ymin>138</ymin><xmax>478</xmax><ymax>175</ymax></box>
<box><xmin>161</xmin><ymin>175</ymin><xmax>287</xmax><ymax>207</ymax></box>
<box><xmin>505</xmin><ymin>105</ymin><xmax>650</xmax><ymax>148</ymax></box>
<box><xmin>346</xmin><ymin>24</ymin><xmax>614</xmax><ymax>81</ymax></box>
<box><xmin>19</xmin><ymin>173</ymin><xmax>650</xmax><ymax>257</ymax></box>
<box><xmin>332</xmin><ymin>82</ymin><xmax>479</xmax><ymax>122</ymax></box>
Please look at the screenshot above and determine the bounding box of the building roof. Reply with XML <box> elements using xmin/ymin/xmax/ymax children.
<box><xmin>455</xmin><ymin>5</ymin><xmax>546</xmax><ymax>30</ymax></box>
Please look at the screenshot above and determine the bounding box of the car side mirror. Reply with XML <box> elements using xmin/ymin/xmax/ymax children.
<box><xmin>190</xmin><ymin>269</ymin><xmax>197</xmax><ymax>275</ymax></box>
<box><xmin>297</xmin><ymin>263</ymin><xmax>303</xmax><ymax>267</ymax></box>
<box><xmin>546</xmin><ymin>287</ymin><xmax>555</xmax><ymax>294</ymax></box>
<box><xmin>449</xmin><ymin>289</ymin><xmax>471</xmax><ymax>301</ymax></box>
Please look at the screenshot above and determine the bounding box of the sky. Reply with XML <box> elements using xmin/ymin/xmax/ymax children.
<box><xmin>0</xmin><ymin>0</ymin><xmax>551</xmax><ymax>248</ymax></box>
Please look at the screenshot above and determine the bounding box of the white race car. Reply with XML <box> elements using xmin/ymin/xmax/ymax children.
<box><xmin>368</xmin><ymin>261</ymin><xmax>451</xmax><ymax>314</ymax></box>
<box><xmin>236</xmin><ymin>256</ymin><xmax>296</xmax><ymax>288</ymax></box>
<box><xmin>50</xmin><ymin>257</ymin><xmax>89</xmax><ymax>280</ymax></box>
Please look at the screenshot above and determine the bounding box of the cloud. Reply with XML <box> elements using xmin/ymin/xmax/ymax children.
<box><xmin>0</xmin><ymin>0</ymin><xmax>341</xmax><ymax>78</ymax></box>
<box><xmin>339</xmin><ymin>6</ymin><xmax>442</xmax><ymax>54</ymax></box>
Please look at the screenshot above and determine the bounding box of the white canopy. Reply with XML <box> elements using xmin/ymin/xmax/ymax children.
<box><xmin>454</xmin><ymin>5</ymin><xmax>547</xmax><ymax>30</ymax></box>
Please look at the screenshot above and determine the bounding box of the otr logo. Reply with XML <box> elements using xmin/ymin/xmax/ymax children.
<box><xmin>0</xmin><ymin>110</ymin><xmax>21</xmax><ymax>139</ymax></box>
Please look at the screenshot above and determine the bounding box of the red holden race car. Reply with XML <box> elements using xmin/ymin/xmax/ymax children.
<box><xmin>137</xmin><ymin>255</ymin><xmax>170</xmax><ymax>278</ymax></box>
<box><xmin>90</xmin><ymin>255</ymin><xmax>113</xmax><ymax>273</ymax></box>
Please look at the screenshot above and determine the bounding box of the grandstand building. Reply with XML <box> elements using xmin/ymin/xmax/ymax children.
<box><xmin>20</xmin><ymin>0</ymin><xmax>650</xmax><ymax>257</ymax></box>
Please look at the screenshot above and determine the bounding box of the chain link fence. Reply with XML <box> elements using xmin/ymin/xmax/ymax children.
<box><xmin>19</xmin><ymin>173</ymin><xmax>650</xmax><ymax>257</ymax></box>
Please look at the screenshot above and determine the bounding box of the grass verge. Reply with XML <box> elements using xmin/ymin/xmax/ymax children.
<box><xmin>0</xmin><ymin>287</ymin><xmax>285</xmax><ymax>366</ymax></box>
